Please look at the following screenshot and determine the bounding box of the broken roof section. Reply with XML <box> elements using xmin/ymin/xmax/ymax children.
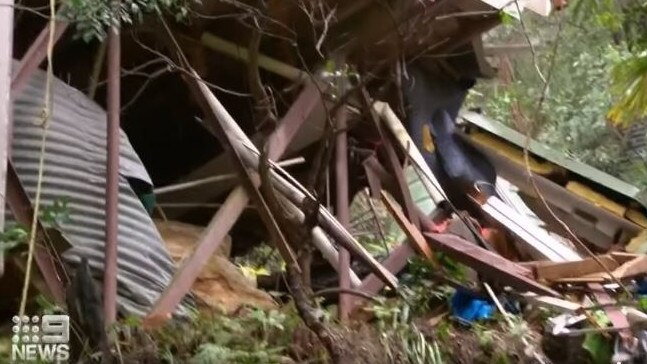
<box><xmin>460</xmin><ymin>111</ymin><xmax>647</xmax><ymax>209</ymax></box>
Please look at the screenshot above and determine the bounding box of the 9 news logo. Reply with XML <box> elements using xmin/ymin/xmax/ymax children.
<box><xmin>10</xmin><ymin>315</ymin><xmax>70</xmax><ymax>362</ymax></box>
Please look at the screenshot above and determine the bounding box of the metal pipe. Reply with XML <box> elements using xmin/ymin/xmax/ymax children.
<box><xmin>335</xmin><ymin>106</ymin><xmax>351</xmax><ymax>322</ymax></box>
<box><xmin>0</xmin><ymin>0</ymin><xmax>15</xmax><ymax>277</ymax></box>
<box><xmin>104</xmin><ymin>16</ymin><xmax>121</xmax><ymax>326</ymax></box>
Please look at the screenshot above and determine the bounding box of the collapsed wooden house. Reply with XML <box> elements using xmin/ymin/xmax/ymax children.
<box><xmin>5</xmin><ymin>0</ymin><xmax>647</xmax><ymax>361</ymax></box>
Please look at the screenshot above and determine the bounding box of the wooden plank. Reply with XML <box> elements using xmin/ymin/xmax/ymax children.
<box><xmin>362</xmin><ymin>89</ymin><xmax>420</xmax><ymax>229</ymax></box>
<box><xmin>590</xmin><ymin>283</ymin><xmax>632</xmax><ymax>342</ymax></box>
<box><xmin>611</xmin><ymin>255</ymin><xmax>647</xmax><ymax>279</ymax></box>
<box><xmin>0</xmin><ymin>0</ymin><xmax>13</xmax><ymax>277</ymax></box>
<box><xmin>480</xmin><ymin>195</ymin><xmax>581</xmax><ymax>262</ymax></box>
<box><xmin>381</xmin><ymin>191</ymin><xmax>433</xmax><ymax>259</ymax></box>
<box><xmin>146</xmin><ymin>82</ymin><xmax>324</xmax><ymax>325</ymax></box>
<box><xmin>553</xmin><ymin>256</ymin><xmax>647</xmax><ymax>283</ymax></box>
<box><xmin>522</xmin><ymin>293</ymin><xmax>582</xmax><ymax>313</ymax></box>
<box><xmin>553</xmin><ymin>276</ymin><xmax>606</xmax><ymax>284</ymax></box>
<box><xmin>159</xmin><ymin>82</ymin><xmax>325</xmax><ymax>216</ymax></box>
<box><xmin>353</xmin><ymin>208</ymin><xmax>450</xmax><ymax>307</ymax></box>
<box><xmin>534</xmin><ymin>255</ymin><xmax>618</xmax><ymax>281</ymax></box>
<box><xmin>423</xmin><ymin>232</ymin><xmax>559</xmax><ymax>297</ymax></box>
<box><xmin>611</xmin><ymin>252</ymin><xmax>641</xmax><ymax>265</ymax></box>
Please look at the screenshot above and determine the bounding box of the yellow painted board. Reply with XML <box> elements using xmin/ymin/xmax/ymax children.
<box><xmin>422</xmin><ymin>124</ymin><xmax>435</xmax><ymax>152</ymax></box>
<box><xmin>626</xmin><ymin>229</ymin><xmax>647</xmax><ymax>254</ymax></box>
<box><xmin>626</xmin><ymin>208</ymin><xmax>647</xmax><ymax>228</ymax></box>
<box><xmin>469</xmin><ymin>132</ymin><xmax>556</xmax><ymax>175</ymax></box>
<box><xmin>565</xmin><ymin>181</ymin><xmax>626</xmax><ymax>217</ymax></box>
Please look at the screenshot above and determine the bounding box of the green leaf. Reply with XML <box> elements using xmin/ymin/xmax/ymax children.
<box><xmin>0</xmin><ymin>240</ymin><xmax>22</xmax><ymax>251</ymax></box>
<box><xmin>499</xmin><ymin>11</ymin><xmax>515</xmax><ymax>27</ymax></box>
<box><xmin>583</xmin><ymin>333</ymin><xmax>613</xmax><ymax>364</ymax></box>
<box><xmin>609</xmin><ymin>53</ymin><xmax>647</xmax><ymax>125</ymax></box>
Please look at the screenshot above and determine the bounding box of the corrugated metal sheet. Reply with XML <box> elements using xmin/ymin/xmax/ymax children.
<box><xmin>6</xmin><ymin>61</ymin><xmax>192</xmax><ymax>316</ymax></box>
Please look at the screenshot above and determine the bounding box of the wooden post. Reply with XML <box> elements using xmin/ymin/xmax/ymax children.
<box><xmin>104</xmin><ymin>6</ymin><xmax>121</xmax><ymax>326</ymax></box>
<box><xmin>0</xmin><ymin>0</ymin><xmax>14</xmax><ymax>277</ymax></box>
<box><xmin>335</xmin><ymin>106</ymin><xmax>351</xmax><ymax>321</ymax></box>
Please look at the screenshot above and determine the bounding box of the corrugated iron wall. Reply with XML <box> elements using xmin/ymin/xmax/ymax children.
<box><xmin>6</xmin><ymin>61</ymin><xmax>192</xmax><ymax>316</ymax></box>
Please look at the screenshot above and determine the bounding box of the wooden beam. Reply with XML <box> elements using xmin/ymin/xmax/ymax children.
<box><xmin>0</xmin><ymin>0</ymin><xmax>14</xmax><ymax>276</ymax></box>
<box><xmin>145</xmin><ymin>83</ymin><xmax>322</xmax><ymax>325</ymax></box>
<box><xmin>11</xmin><ymin>15</ymin><xmax>68</xmax><ymax>98</ymax></box>
<box><xmin>532</xmin><ymin>255</ymin><xmax>618</xmax><ymax>281</ymax></box>
<box><xmin>381</xmin><ymin>191</ymin><xmax>433</xmax><ymax>259</ymax></box>
<box><xmin>158</xmin><ymin>82</ymin><xmax>325</xmax><ymax>216</ymax></box>
<box><xmin>424</xmin><ymin>232</ymin><xmax>559</xmax><ymax>297</ymax></box>
<box><xmin>201</xmin><ymin>32</ymin><xmax>307</xmax><ymax>82</ymax></box>
<box><xmin>335</xmin><ymin>106</ymin><xmax>352</xmax><ymax>322</ymax></box>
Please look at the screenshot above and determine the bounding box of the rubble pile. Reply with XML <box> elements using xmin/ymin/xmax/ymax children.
<box><xmin>3</xmin><ymin>0</ymin><xmax>647</xmax><ymax>362</ymax></box>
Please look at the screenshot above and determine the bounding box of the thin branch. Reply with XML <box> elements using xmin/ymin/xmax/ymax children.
<box><xmin>311</xmin><ymin>287</ymin><xmax>379</xmax><ymax>303</ymax></box>
<box><xmin>121</xmin><ymin>67</ymin><xmax>168</xmax><ymax>111</ymax></box>
<box><xmin>514</xmin><ymin>1</ymin><xmax>546</xmax><ymax>85</ymax></box>
<box><xmin>513</xmin><ymin>6</ymin><xmax>631</xmax><ymax>294</ymax></box>
<box><xmin>247</xmin><ymin>12</ymin><xmax>278</xmax><ymax>131</ymax></box>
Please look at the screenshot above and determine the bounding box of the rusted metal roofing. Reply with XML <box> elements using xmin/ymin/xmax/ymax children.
<box><xmin>7</xmin><ymin>61</ymin><xmax>192</xmax><ymax>316</ymax></box>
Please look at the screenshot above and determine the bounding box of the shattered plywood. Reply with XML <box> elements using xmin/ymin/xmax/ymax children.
<box><xmin>156</xmin><ymin>220</ymin><xmax>232</xmax><ymax>257</ymax></box>
<box><xmin>156</xmin><ymin>220</ymin><xmax>277</xmax><ymax>313</ymax></box>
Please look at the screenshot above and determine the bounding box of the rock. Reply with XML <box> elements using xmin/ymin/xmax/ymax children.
<box><xmin>155</xmin><ymin>220</ymin><xmax>277</xmax><ymax>313</ymax></box>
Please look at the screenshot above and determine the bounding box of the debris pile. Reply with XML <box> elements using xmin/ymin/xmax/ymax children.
<box><xmin>3</xmin><ymin>0</ymin><xmax>647</xmax><ymax>362</ymax></box>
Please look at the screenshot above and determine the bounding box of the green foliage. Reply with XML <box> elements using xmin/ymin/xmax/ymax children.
<box><xmin>234</xmin><ymin>244</ymin><xmax>285</xmax><ymax>276</ymax></box>
<box><xmin>350</xmin><ymin>190</ymin><xmax>403</xmax><ymax>257</ymax></box>
<box><xmin>60</xmin><ymin>0</ymin><xmax>195</xmax><ymax>42</ymax></box>
<box><xmin>570</xmin><ymin>0</ymin><xmax>620</xmax><ymax>28</ymax></box>
<box><xmin>189</xmin><ymin>344</ymin><xmax>285</xmax><ymax>364</ymax></box>
<box><xmin>0</xmin><ymin>198</ymin><xmax>70</xmax><ymax>254</ymax></box>
<box><xmin>470</xmin><ymin>10</ymin><xmax>647</xmax><ymax>187</ymax></box>
<box><xmin>580</xmin><ymin>309</ymin><xmax>614</xmax><ymax>363</ymax></box>
<box><xmin>499</xmin><ymin>11</ymin><xmax>516</xmax><ymax>27</ymax></box>
<box><xmin>639</xmin><ymin>295</ymin><xmax>647</xmax><ymax>312</ymax></box>
<box><xmin>473</xmin><ymin>323</ymin><xmax>496</xmax><ymax>349</ymax></box>
<box><xmin>399</xmin><ymin>257</ymin><xmax>456</xmax><ymax>313</ymax></box>
<box><xmin>0</xmin><ymin>224</ymin><xmax>28</xmax><ymax>252</ymax></box>
<box><xmin>369</xmin><ymin>300</ymin><xmax>445</xmax><ymax>364</ymax></box>
<box><xmin>582</xmin><ymin>332</ymin><xmax>613</xmax><ymax>364</ymax></box>
<box><xmin>569</xmin><ymin>0</ymin><xmax>647</xmax><ymax>125</ymax></box>
<box><xmin>39</xmin><ymin>197</ymin><xmax>72</xmax><ymax>228</ymax></box>
<box><xmin>152</xmin><ymin>308</ymin><xmax>299</xmax><ymax>363</ymax></box>
<box><xmin>609</xmin><ymin>53</ymin><xmax>647</xmax><ymax>124</ymax></box>
<box><xmin>321</xmin><ymin>60</ymin><xmax>360</xmax><ymax>98</ymax></box>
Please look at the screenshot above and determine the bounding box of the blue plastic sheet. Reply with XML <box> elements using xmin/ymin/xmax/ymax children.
<box><xmin>450</xmin><ymin>289</ymin><xmax>494</xmax><ymax>323</ymax></box>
